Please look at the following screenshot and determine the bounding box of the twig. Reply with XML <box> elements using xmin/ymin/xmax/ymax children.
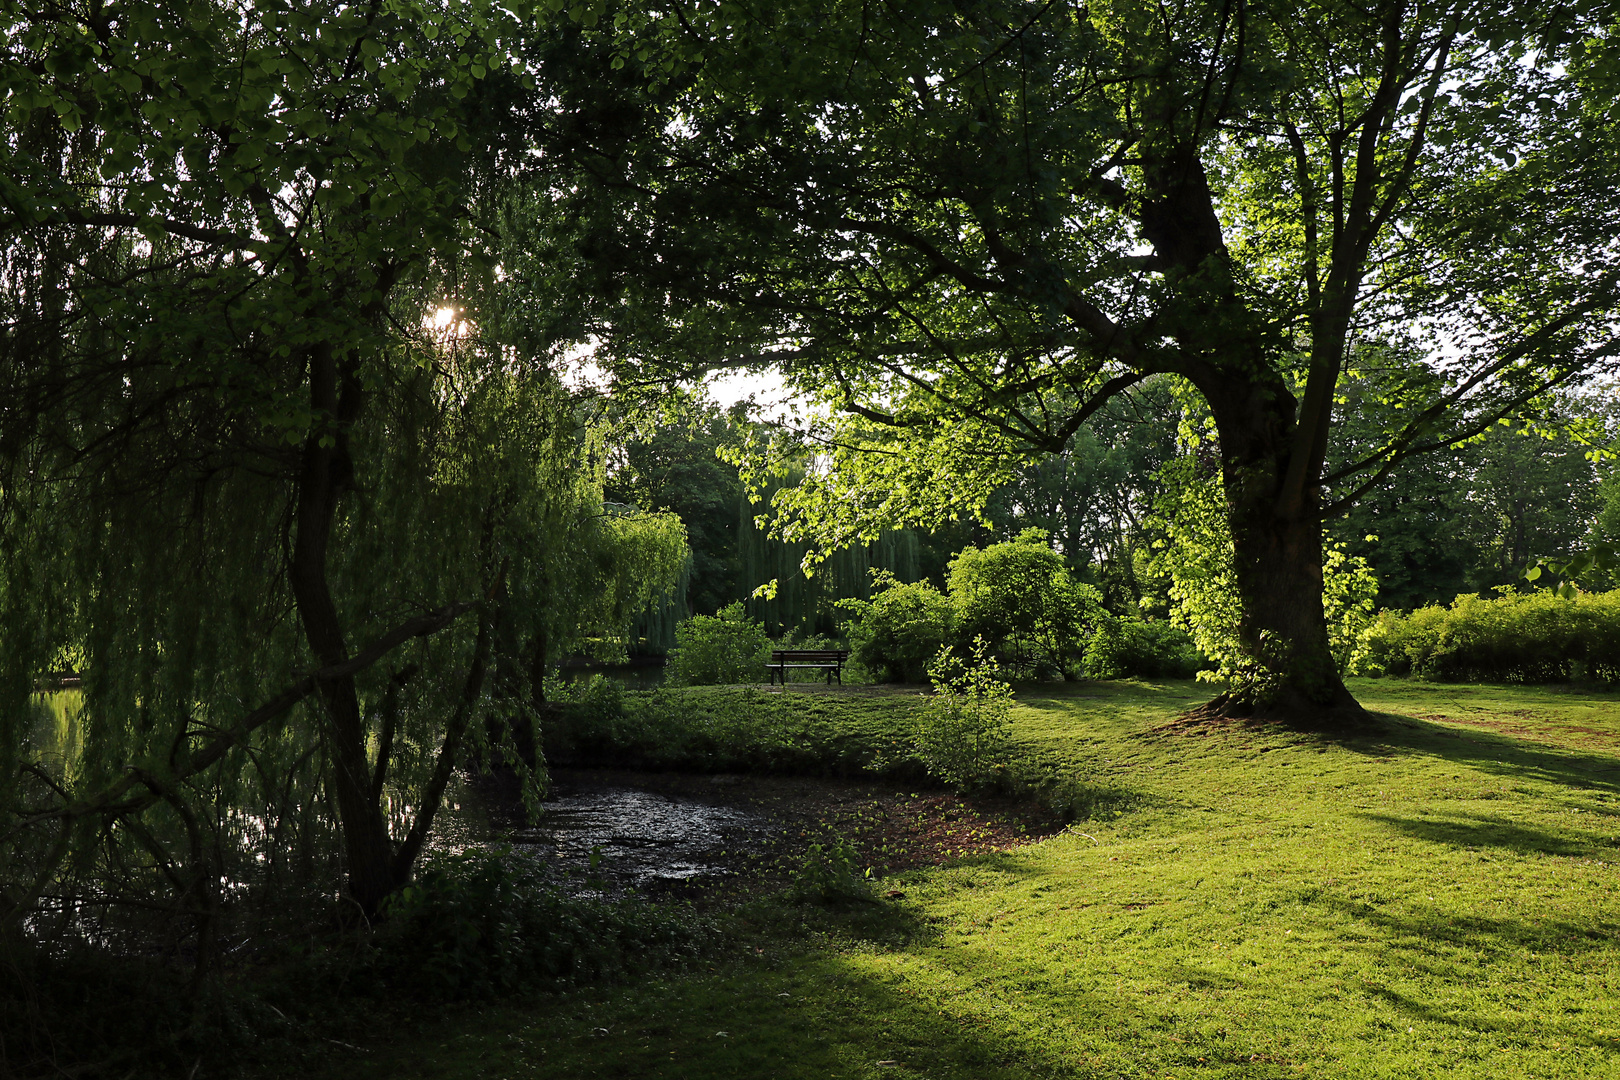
<box><xmin>324</xmin><ymin>1039</ymin><xmax>370</xmax><ymax>1053</ymax></box>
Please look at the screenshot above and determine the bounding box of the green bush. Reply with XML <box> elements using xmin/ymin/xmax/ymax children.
<box><xmin>837</xmin><ymin>571</ymin><xmax>958</xmax><ymax>683</ymax></box>
<box><xmin>1084</xmin><ymin>616</ymin><xmax>1207</xmax><ymax>679</ymax></box>
<box><xmin>948</xmin><ymin>530</ymin><xmax>1105</xmax><ymax>679</ymax></box>
<box><xmin>1350</xmin><ymin>604</ymin><xmax>1448</xmax><ymax>677</ymax></box>
<box><xmin>375</xmin><ymin>848</ymin><xmax>712</xmax><ymax>999</ymax></box>
<box><xmin>1351</xmin><ymin>589</ymin><xmax>1620</xmax><ymax>682</ymax></box>
<box><xmin>665</xmin><ymin>602</ymin><xmax>772</xmax><ymax>685</ymax></box>
<box><xmin>838</xmin><ymin>534</ymin><xmax>1111</xmax><ymax>684</ymax></box>
<box><xmin>558</xmin><ymin>672</ymin><xmax>625</xmax><ymax>718</ymax></box>
<box><xmin>773</xmin><ymin>627</ymin><xmax>838</xmax><ymax>651</ymax></box>
<box><xmin>914</xmin><ymin>640</ymin><xmax>1013</xmax><ymax>790</ymax></box>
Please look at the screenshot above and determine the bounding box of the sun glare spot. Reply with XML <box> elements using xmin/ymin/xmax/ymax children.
<box><xmin>425</xmin><ymin>304</ymin><xmax>473</xmax><ymax>341</ymax></box>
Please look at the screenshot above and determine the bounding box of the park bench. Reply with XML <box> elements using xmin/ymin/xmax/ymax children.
<box><xmin>768</xmin><ymin>648</ymin><xmax>850</xmax><ymax>686</ymax></box>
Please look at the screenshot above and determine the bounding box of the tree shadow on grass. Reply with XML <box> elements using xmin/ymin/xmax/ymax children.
<box><xmin>790</xmin><ymin>935</ymin><xmax>1311</xmax><ymax>1080</ymax></box>
<box><xmin>771</xmin><ymin>893</ymin><xmax>948</xmax><ymax>951</ymax></box>
<box><xmin>1353</xmin><ymin>978</ymin><xmax>1616</xmax><ymax>1052</ymax></box>
<box><xmin>1357</xmin><ymin>810</ymin><xmax>1598</xmax><ymax>857</ymax></box>
<box><xmin>1304</xmin><ymin>891</ymin><xmax>1620</xmax><ymax>1052</ymax></box>
<box><xmin>1344</xmin><ymin>712</ymin><xmax>1620</xmax><ymax>795</ymax></box>
<box><xmin>1320</xmin><ymin>883</ymin><xmax>1620</xmax><ymax>958</ymax></box>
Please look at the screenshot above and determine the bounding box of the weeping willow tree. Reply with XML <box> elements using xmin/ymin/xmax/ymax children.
<box><xmin>0</xmin><ymin>0</ymin><xmax>685</xmax><ymax>961</ymax></box>
<box><xmin>738</xmin><ymin>480</ymin><xmax>920</xmax><ymax>637</ymax></box>
<box><xmin>628</xmin><ymin>552</ymin><xmax>694</xmax><ymax>655</ymax></box>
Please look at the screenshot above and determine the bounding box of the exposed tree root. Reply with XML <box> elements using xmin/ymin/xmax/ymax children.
<box><xmin>1155</xmin><ymin>685</ymin><xmax>1380</xmax><ymax>739</ymax></box>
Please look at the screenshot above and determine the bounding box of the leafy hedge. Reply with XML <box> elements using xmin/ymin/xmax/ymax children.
<box><xmin>374</xmin><ymin>848</ymin><xmax>714</xmax><ymax>999</ymax></box>
<box><xmin>1352</xmin><ymin>589</ymin><xmax>1620</xmax><ymax>682</ymax></box>
<box><xmin>838</xmin><ymin>572</ymin><xmax>958</xmax><ymax>682</ymax></box>
<box><xmin>840</xmin><ymin>532</ymin><xmax>1120</xmax><ymax>682</ymax></box>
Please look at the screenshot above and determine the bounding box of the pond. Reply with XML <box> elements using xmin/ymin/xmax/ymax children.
<box><xmin>506</xmin><ymin>779</ymin><xmax>777</xmax><ymax>890</ymax></box>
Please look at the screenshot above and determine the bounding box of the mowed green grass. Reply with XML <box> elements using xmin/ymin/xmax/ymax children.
<box><xmin>305</xmin><ymin>679</ymin><xmax>1620</xmax><ymax>1079</ymax></box>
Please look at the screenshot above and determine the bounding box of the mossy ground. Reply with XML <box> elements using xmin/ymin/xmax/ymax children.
<box><xmin>283</xmin><ymin>678</ymin><xmax>1620</xmax><ymax>1079</ymax></box>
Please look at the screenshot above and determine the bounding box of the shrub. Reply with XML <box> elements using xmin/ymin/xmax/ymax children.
<box><xmin>914</xmin><ymin>639</ymin><xmax>1013</xmax><ymax>789</ymax></box>
<box><xmin>837</xmin><ymin>571</ymin><xmax>958</xmax><ymax>683</ymax></box>
<box><xmin>1084</xmin><ymin>616</ymin><xmax>1206</xmax><ymax>679</ymax></box>
<box><xmin>840</xmin><ymin>535</ymin><xmax>1108</xmax><ymax>684</ymax></box>
<box><xmin>665</xmin><ymin>602</ymin><xmax>772</xmax><ymax>685</ymax></box>
<box><xmin>947</xmin><ymin>530</ymin><xmax>1104</xmax><ymax>679</ymax></box>
<box><xmin>1351</xmin><ymin>604</ymin><xmax>1448</xmax><ymax>677</ymax></box>
<box><xmin>1350</xmin><ymin>589</ymin><xmax>1620</xmax><ymax>682</ymax></box>
<box><xmin>558</xmin><ymin>672</ymin><xmax>625</xmax><ymax>718</ymax></box>
<box><xmin>773</xmin><ymin>627</ymin><xmax>838</xmax><ymax>651</ymax></box>
<box><xmin>790</xmin><ymin>837</ymin><xmax>875</xmax><ymax>904</ymax></box>
<box><xmin>375</xmin><ymin>848</ymin><xmax>712</xmax><ymax>999</ymax></box>
<box><xmin>1323</xmin><ymin>543</ymin><xmax>1380</xmax><ymax>671</ymax></box>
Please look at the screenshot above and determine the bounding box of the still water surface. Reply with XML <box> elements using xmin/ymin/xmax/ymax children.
<box><xmin>509</xmin><ymin>783</ymin><xmax>774</xmax><ymax>888</ymax></box>
<box><xmin>437</xmin><ymin>773</ymin><xmax>781</xmax><ymax>894</ymax></box>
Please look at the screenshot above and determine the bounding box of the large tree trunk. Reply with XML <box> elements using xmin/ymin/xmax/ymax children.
<box><xmin>1203</xmin><ymin>379</ymin><xmax>1366</xmax><ymax>725</ymax></box>
<box><xmin>1139</xmin><ymin>138</ymin><xmax>1366</xmax><ymax>727</ymax></box>
<box><xmin>1226</xmin><ymin>484</ymin><xmax>1360</xmax><ymax>717</ymax></box>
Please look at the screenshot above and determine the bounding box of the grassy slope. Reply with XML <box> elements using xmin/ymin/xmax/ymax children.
<box><xmin>306</xmin><ymin>679</ymin><xmax>1620</xmax><ymax>1079</ymax></box>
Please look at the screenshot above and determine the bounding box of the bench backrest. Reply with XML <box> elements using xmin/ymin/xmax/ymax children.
<box><xmin>770</xmin><ymin>649</ymin><xmax>849</xmax><ymax>662</ymax></box>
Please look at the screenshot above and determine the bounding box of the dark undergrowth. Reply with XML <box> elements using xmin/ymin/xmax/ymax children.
<box><xmin>1</xmin><ymin>851</ymin><xmax>723</xmax><ymax>1079</ymax></box>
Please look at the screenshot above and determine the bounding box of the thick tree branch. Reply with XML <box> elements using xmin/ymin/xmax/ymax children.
<box><xmin>8</xmin><ymin>209</ymin><xmax>257</xmax><ymax>250</ymax></box>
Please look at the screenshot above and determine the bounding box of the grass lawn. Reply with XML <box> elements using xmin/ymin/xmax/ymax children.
<box><xmin>295</xmin><ymin>678</ymin><xmax>1620</xmax><ymax>1079</ymax></box>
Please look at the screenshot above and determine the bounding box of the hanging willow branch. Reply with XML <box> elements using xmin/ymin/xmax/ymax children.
<box><xmin>2</xmin><ymin>600</ymin><xmax>476</xmax><ymax>848</ymax></box>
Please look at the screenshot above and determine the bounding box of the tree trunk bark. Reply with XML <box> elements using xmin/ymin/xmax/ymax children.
<box><xmin>288</xmin><ymin>344</ymin><xmax>401</xmax><ymax>916</ymax></box>
<box><xmin>1202</xmin><ymin>380</ymin><xmax>1367</xmax><ymax>725</ymax></box>
<box><xmin>1225</xmin><ymin>484</ymin><xmax>1361</xmax><ymax>717</ymax></box>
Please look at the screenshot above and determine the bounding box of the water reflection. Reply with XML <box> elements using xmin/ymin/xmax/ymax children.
<box><xmin>556</xmin><ymin>659</ymin><xmax>667</xmax><ymax>691</ymax></box>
